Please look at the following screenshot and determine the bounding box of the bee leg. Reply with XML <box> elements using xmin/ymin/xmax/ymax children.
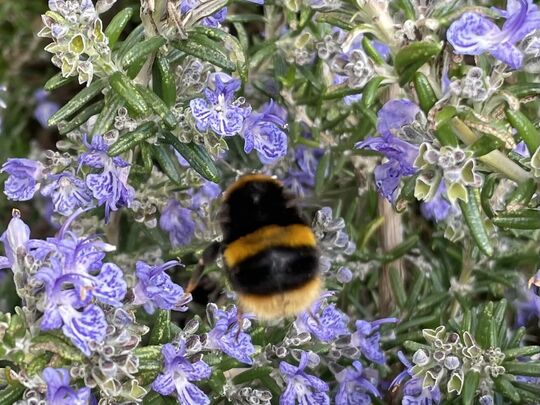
<box><xmin>235</xmin><ymin>308</ymin><xmax>245</xmax><ymax>341</ymax></box>
<box><xmin>186</xmin><ymin>241</ymin><xmax>222</xmax><ymax>294</ymax></box>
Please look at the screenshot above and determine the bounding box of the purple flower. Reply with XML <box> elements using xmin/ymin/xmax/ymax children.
<box><xmin>206</xmin><ymin>304</ymin><xmax>255</xmax><ymax>365</ymax></box>
<box><xmin>133</xmin><ymin>260</ymin><xmax>192</xmax><ymax>314</ymax></box>
<box><xmin>447</xmin><ymin>0</ymin><xmax>540</xmax><ymax>69</ymax></box>
<box><xmin>515</xmin><ymin>287</ymin><xmax>540</xmax><ymax>326</ymax></box>
<box><xmin>390</xmin><ymin>351</ymin><xmax>441</xmax><ymax>404</ymax></box>
<box><xmin>402</xmin><ymin>377</ymin><xmax>441</xmax><ymax>404</ymax></box>
<box><xmin>160</xmin><ymin>200</ymin><xmax>196</xmax><ymax>247</ymax></box>
<box><xmin>335</xmin><ymin>361</ymin><xmax>380</xmax><ymax>405</ymax></box>
<box><xmin>152</xmin><ymin>341</ymin><xmax>212</xmax><ymax>405</ymax></box>
<box><xmin>514</xmin><ymin>140</ymin><xmax>530</xmax><ymax>157</ymax></box>
<box><xmin>41</xmin><ymin>172</ymin><xmax>94</xmax><ymax>216</ymax></box>
<box><xmin>179</xmin><ymin>0</ymin><xmax>227</xmax><ymax>27</ymax></box>
<box><xmin>279</xmin><ymin>351</ymin><xmax>330</xmax><ymax>405</ymax></box>
<box><xmin>420</xmin><ymin>183</ymin><xmax>456</xmax><ymax>222</ymax></box>
<box><xmin>34</xmin><ymin>259</ymin><xmax>124</xmax><ymax>355</ymax></box>
<box><xmin>190</xmin><ymin>73</ymin><xmax>251</xmax><ymax>137</ymax></box>
<box><xmin>283</xmin><ymin>145</ymin><xmax>324</xmax><ymax>197</ymax></box>
<box><xmin>1</xmin><ymin>158</ymin><xmax>44</xmax><ymax>201</ymax></box>
<box><xmin>242</xmin><ymin>100</ymin><xmax>288</xmax><ymax>164</ymax></box>
<box><xmin>79</xmin><ymin>135</ymin><xmax>135</xmax><ymax>220</ymax></box>
<box><xmin>42</xmin><ymin>367</ymin><xmax>92</xmax><ymax>404</ymax></box>
<box><xmin>294</xmin><ymin>298</ymin><xmax>349</xmax><ymax>342</ymax></box>
<box><xmin>191</xmin><ymin>181</ymin><xmax>221</xmax><ymax>211</ymax></box>
<box><xmin>0</xmin><ymin>210</ymin><xmax>30</xmax><ymax>272</ymax></box>
<box><xmin>355</xmin><ymin>99</ymin><xmax>420</xmax><ymax>202</ymax></box>
<box><xmin>38</xmin><ymin>286</ymin><xmax>108</xmax><ymax>356</ymax></box>
<box><xmin>25</xmin><ymin>210</ymin><xmax>127</xmax><ymax>355</ymax></box>
<box><xmin>516</xmin><ymin>271</ymin><xmax>540</xmax><ymax>325</ymax></box>
<box><xmin>34</xmin><ymin>89</ymin><xmax>59</xmax><ymax>128</ymax></box>
<box><xmin>351</xmin><ymin>318</ymin><xmax>397</xmax><ymax>364</ymax></box>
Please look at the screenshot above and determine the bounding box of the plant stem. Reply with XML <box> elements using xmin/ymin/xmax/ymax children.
<box><xmin>450</xmin><ymin>118</ymin><xmax>532</xmax><ymax>183</ymax></box>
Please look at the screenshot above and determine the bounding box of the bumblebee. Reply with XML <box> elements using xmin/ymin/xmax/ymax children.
<box><xmin>189</xmin><ymin>174</ymin><xmax>321</xmax><ymax>320</ymax></box>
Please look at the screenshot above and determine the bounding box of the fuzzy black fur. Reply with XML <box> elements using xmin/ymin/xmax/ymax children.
<box><xmin>228</xmin><ymin>246</ymin><xmax>319</xmax><ymax>295</ymax></box>
<box><xmin>221</xmin><ymin>179</ymin><xmax>306</xmax><ymax>244</ymax></box>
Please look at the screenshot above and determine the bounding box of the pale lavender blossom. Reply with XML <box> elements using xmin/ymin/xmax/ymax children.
<box><xmin>279</xmin><ymin>351</ymin><xmax>330</xmax><ymax>405</ymax></box>
<box><xmin>190</xmin><ymin>73</ymin><xmax>251</xmax><ymax>137</ymax></box>
<box><xmin>152</xmin><ymin>341</ymin><xmax>212</xmax><ymax>405</ymax></box>
<box><xmin>133</xmin><ymin>260</ymin><xmax>192</xmax><ymax>314</ymax></box>
<box><xmin>420</xmin><ymin>183</ymin><xmax>456</xmax><ymax>222</ymax></box>
<box><xmin>294</xmin><ymin>298</ymin><xmax>349</xmax><ymax>342</ymax></box>
<box><xmin>191</xmin><ymin>181</ymin><xmax>221</xmax><ymax>211</ymax></box>
<box><xmin>283</xmin><ymin>145</ymin><xmax>324</xmax><ymax>197</ymax></box>
<box><xmin>179</xmin><ymin>0</ymin><xmax>228</xmax><ymax>27</ymax></box>
<box><xmin>34</xmin><ymin>260</ymin><xmax>125</xmax><ymax>355</ymax></box>
<box><xmin>355</xmin><ymin>99</ymin><xmax>420</xmax><ymax>202</ymax></box>
<box><xmin>42</xmin><ymin>367</ymin><xmax>92</xmax><ymax>404</ymax></box>
<box><xmin>41</xmin><ymin>172</ymin><xmax>94</xmax><ymax>216</ymax></box>
<box><xmin>351</xmin><ymin>318</ymin><xmax>397</xmax><ymax>364</ymax></box>
<box><xmin>0</xmin><ymin>211</ymin><xmax>30</xmax><ymax>271</ymax></box>
<box><xmin>160</xmin><ymin>200</ymin><xmax>196</xmax><ymax>247</ymax></box>
<box><xmin>34</xmin><ymin>89</ymin><xmax>59</xmax><ymax>128</ymax></box>
<box><xmin>391</xmin><ymin>351</ymin><xmax>441</xmax><ymax>404</ymax></box>
<box><xmin>516</xmin><ymin>271</ymin><xmax>540</xmax><ymax>325</ymax></box>
<box><xmin>206</xmin><ymin>304</ymin><xmax>255</xmax><ymax>365</ymax></box>
<box><xmin>1</xmin><ymin>158</ymin><xmax>44</xmax><ymax>201</ymax></box>
<box><xmin>22</xmin><ymin>210</ymin><xmax>127</xmax><ymax>355</ymax></box>
<box><xmin>514</xmin><ymin>140</ymin><xmax>530</xmax><ymax>157</ymax></box>
<box><xmin>242</xmin><ymin>100</ymin><xmax>288</xmax><ymax>164</ymax></box>
<box><xmin>335</xmin><ymin>361</ymin><xmax>380</xmax><ymax>404</ymax></box>
<box><xmin>447</xmin><ymin>0</ymin><xmax>540</xmax><ymax>69</ymax></box>
<box><xmin>79</xmin><ymin>135</ymin><xmax>135</xmax><ymax>220</ymax></box>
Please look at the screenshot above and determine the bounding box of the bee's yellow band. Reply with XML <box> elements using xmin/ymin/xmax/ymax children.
<box><xmin>237</xmin><ymin>276</ymin><xmax>322</xmax><ymax>320</ymax></box>
<box><xmin>223</xmin><ymin>224</ymin><xmax>317</xmax><ymax>268</ymax></box>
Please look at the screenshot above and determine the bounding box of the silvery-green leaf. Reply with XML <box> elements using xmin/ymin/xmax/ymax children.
<box><xmin>423</xmin><ymin>368</ymin><xmax>444</xmax><ymax>389</ymax></box>
<box><xmin>447</xmin><ymin>370</ymin><xmax>464</xmax><ymax>394</ymax></box>
<box><xmin>69</xmin><ymin>34</ymin><xmax>86</xmax><ymax>54</ymax></box>
<box><xmin>460</xmin><ymin>159</ymin><xmax>476</xmax><ymax>184</ymax></box>
<box><xmin>448</xmin><ymin>182</ymin><xmax>468</xmax><ymax>203</ymax></box>
<box><xmin>531</xmin><ymin>147</ymin><xmax>540</xmax><ymax>177</ymax></box>
<box><xmin>414</xmin><ymin>143</ymin><xmax>431</xmax><ymax>169</ymax></box>
<box><xmin>414</xmin><ymin>176</ymin><xmax>433</xmax><ymax>201</ymax></box>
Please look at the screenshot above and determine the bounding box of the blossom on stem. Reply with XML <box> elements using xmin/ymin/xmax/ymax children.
<box><xmin>242</xmin><ymin>100</ymin><xmax>288</xmax><ymax>164</ymax></box>
<box><xmin>133</xmin><ymin>260</ymin><xmax>192</xmax><ymax>314</ymax></box>
<box><xmin>206</xmin><ymin>304</ymin><xmax>255</xmax><ymax>365</ymax></box>
<box><xmin>447</xmin><ymin>0</ymin><xmax>540</xmax><ymax>69</ymax></box>
<box><xmin>190</xmin><ymin>73</ymin><xmax>251</xmax><ymax>137</ymax></box>
<box><xmin>355</xmin><ymin>99</ymin><xmax>420</xmax><ymax>202</ymax></box>
<box><xmin>351</xmin><ymin>317</ymin><xmax>397</xmax><ymax>364</ymax></box>
<box><xmin>79</xmin><ymin>135</ymin><xmax>135</xmax><ymax>220</ymax></box>
<box><xmin>34</xmin><ymin>89</ymin><xmax>59</xmax><ymax>128</ymax></box>
<box><xmin>41</xmin><ymin>172</ymin><xmax>94</xmax><ymax>216</ymax></box>
<box><xmin>179</xmin><ymin>0</ymin><xmax>228</xmax><ymax>27</ymax></box>
<box><xmin>152</xmin><ymin>341</ymin><xmax>212</xmax><ymax>405</ymax></box>
<box><xmin>1</xmin><ymin>158</ymin><xmax>44</xmax><ymax>201</ymax></box>
<box><xmin>335</xmin><ymin>361</ymin><xmax>380</xmax><ymax>404</ymax></box>
<box><xmin>283</xmin><ymin>145</ymin><xmax>324</xmax><ymax>197</ymax></box>
<box><xmin>390</xmin><ymin>352</ymin><xmax>441</xmax><ymax>404</ymax></box>
<box><xmin>42</xmin><ymin>367</ymin><xmax>92</xmax><ymax>404</ymax></box>
<box><xmin>279</xmin><ymin>351</ymin><xmax>330</xmax><ymax>405</ymax></box>
<box><xmin>420</xmin><ymin>183</ymin><xmax>456</xmax><ymax>223</ymax></box>
<box><xmin>159</xmin><ymin>200</ymin><xmax>196</xmax><ymax>247</ymax></box>
<box><xmin>0</xmin><ymin>210</ymin><xmax>30</xmax><ymax>272</ymax></box>
<box><xmin>294</xmin><ymin>297</ymin><xmax>349</xmax><ymax>342</ymax></box>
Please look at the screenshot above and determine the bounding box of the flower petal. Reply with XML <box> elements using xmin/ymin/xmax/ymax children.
<box><xmin>94</xmin><ymin>263</ymin><xmax>127</xmax><ymax>306</ymax></box>
<box><xmin>447</xmin><ymin>12</ymin><xmax>501</xmax><ymax>55</ymax></box>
